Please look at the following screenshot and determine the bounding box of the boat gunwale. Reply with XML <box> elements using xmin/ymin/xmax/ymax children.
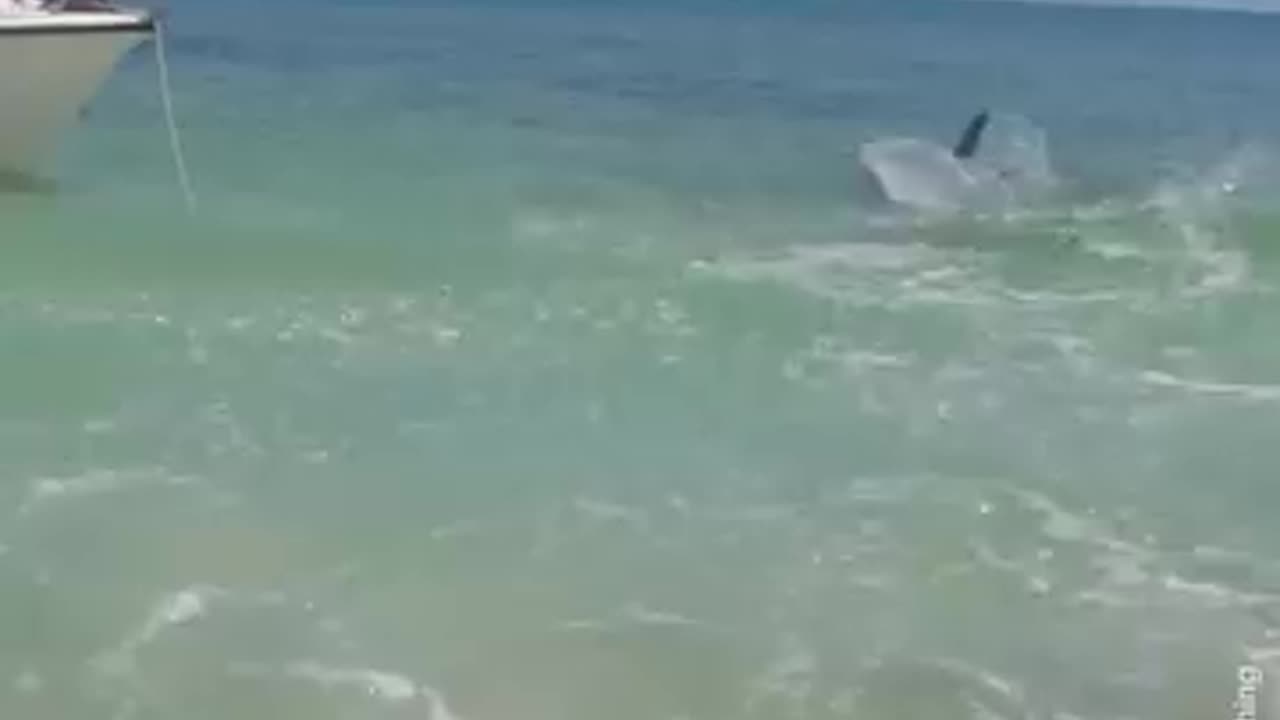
<box><xmin>0</xmin><ymin>12</ymin><xmax>153</xmax><ymax>36</ymax></box>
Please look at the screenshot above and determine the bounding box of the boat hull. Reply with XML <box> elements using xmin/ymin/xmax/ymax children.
<box><xmin>0</xmin><ymin>14</ymin><xmax>152</xmax><ymax>176</ymax></box>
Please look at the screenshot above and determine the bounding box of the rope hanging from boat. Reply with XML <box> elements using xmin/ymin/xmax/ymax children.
<box><xmin>154</xmin><ymin>16</ymin><xmax>197</xmax><ymax>213</ymax></box>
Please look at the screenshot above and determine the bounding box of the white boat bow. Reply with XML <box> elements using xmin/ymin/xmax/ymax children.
<box><xmin>0</xmin><ymin>2</ymin><xmax>154</xmax><ymax>177</ymax></box>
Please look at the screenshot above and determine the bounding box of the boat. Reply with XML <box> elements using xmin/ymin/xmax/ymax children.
<box><xmin>0</xmin><ymin>0</ymin><xmax>154</xmax><ymax>178</ymax></box>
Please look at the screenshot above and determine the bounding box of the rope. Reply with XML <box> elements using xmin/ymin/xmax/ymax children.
<box><xmin>154</xmin><ymin>17</ymin><xmax>197</xmax><ymax>213</ymax></box>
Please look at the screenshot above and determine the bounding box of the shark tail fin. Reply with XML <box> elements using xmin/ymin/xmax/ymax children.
<box><xmin>952</xmin><ymin>110</ymin><xmax>990</xmax><ymax>160</ymax></box>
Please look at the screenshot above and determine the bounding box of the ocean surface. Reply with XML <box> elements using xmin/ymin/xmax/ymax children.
<box><xmin>3</xmin><ymin>0</ymin><xmax>1280</xmax><ymax>717</ymax></box>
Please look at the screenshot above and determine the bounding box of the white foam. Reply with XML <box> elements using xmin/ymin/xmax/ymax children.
<box><xmin>971</xmin><ymin>541</ymin><xmax>1024</xmax><ymax>575</ymax></box>
<box><xmin>930</xmin><ymin>657</ymin><xmax>1026</xmax><ymax>706</ymax></box>
<box><xmin>1188</xmin><ymin>249</ymin><xmax>1251</xmax><ymax>295</ymax></box>
<box><xmin>1160</xmin><ymin>574</ymin><xmax>1277</xmax><ymax>609</ymax></box>
<box><xmin>1085</xmin><ymin>241</ymin><xmax>1146</xmax><ymax>261</ymax></box>
<box><xmin>19</xmin><ymin>467</ymin><xmax>200</xmax><ymax>516</ymax></box>
<box><xmin>1246</xmin><ymin>646</ymin><xmax>1280</xmax><ymax>664</ymax></box>
<box><xmin>748</xmin><ymin>636</ymin><xmax>817</xmax><ymax>710</ymax></box>
<box><xmin>559</xmin><ymin>603</ymin><xmax>706</xmax><ymax>634</ymax></box>
<box><xmin>1092</xmin><ymin>553</ymin><xmax>1150</xmax><ymax>588</ymax></box>
<box><xmin>1071</xmin><ymin>588</ymin><xmax>1144</xmax><ymax>608</ymax></box>
<box><xmin>286</xmin><ymin>663</ymin><xmax>418</xmax><ymax>702</ymax></box>
<box><xmin>839</xmin><ymin>351</ymin><xmax>913</xmax><ymax>372</ymax></box>
<box><xmin>558</xmin><ymin>618</ymin><xmax>610</xmax><ymax>633</ymax></box>
<box><xmin>619</xmin><ymin>603</ymin><xmax>703</xmax><ymax>628</ymax></box>
<box><xmin>95</xmin><ymin>585</ymin><xmax>220</xmax><ymax>678</ymax></box>
<box><xmin>283</xmin><ymin>662</ymin><xmax>461</xmax><ymax>717</ymax></box>
<box><xmin>130</xmin><ymin>586</ymin><xmax>216</xmax><ymax>652</ymax></box>
<box><xmin>700</xmin><ymin>243</ymin><xmax>946</xmax><ymax>306</ymax></box>
<box><xmin>572</xmin><ymin>496</ymin><xmax>648</xmax><ymax>529</ymax></box>
<box><xmin>433</xmin><ymin>326</ymin><xmax>463</xmax><ymax>346</ymax></box>
<box><xmin>1140</xmin><ymin>370</ymin><xmax>1280</xmax><ymax>402</ymax></box>
<box><xmin>1010</xmin><ymin>490</ymin><xmax>1115</xmax><ymax>547</ymax></box>
<box><xmin>96</xmin><ymin>584</ymin><xmax>294</xmax><ymax>685</ymax></box>
<box><xmin>999</xmin><ymin>289</ymin><xmax>1129</xmax><ymax>307</ymax></box>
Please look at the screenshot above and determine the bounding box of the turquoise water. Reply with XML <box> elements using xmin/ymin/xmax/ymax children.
<box><xmin>3</xmin><ymin>1</ymin><xmax>1280</xmax><ymax>718</ymax></box>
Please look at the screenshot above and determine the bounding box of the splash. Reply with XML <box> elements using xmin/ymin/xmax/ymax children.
<box><xmin>1139</xmin><ymin>144</ymin><xmax>1280</xmax><ymax>295</ymax></box>
<box><xmin>860</xmin><ymin>113</ymin><xmax>1057</xmax><ymax>214</ymax></box>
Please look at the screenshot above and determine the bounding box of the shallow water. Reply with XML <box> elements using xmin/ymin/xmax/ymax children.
<box><xmin>3</xmin><ymin>1</ymin><xmax>1280</xmax><ymax>718</ymax></box>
